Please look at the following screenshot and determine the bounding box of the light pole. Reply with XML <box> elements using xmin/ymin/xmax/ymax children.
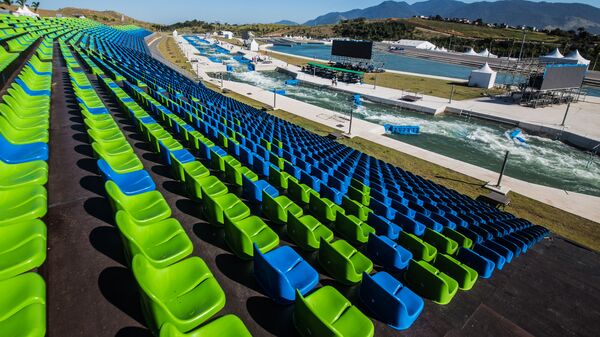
<box><xmin>518</xmin><ymin>32</ymin><xmax>526</xmax><ymax>61</ymax></box>
<box><xmin>496</xmin><ymin>151</ymin><xmax>510</xmax><ymax>187</ymax></box>
<box><xmin>560</xmin><ymin>102</ymin><xmax>571</xmax><ymax>127</ymax></box>
<box><xmin>449</xmin><ymin>84</ymin><xmax>455</xmax><ymax>103</ymax></box>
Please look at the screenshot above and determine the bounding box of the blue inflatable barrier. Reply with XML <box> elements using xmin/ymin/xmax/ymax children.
<box><xmin>226</xmin><ymin>65</ymin><xmax>233</xmax><ymax>72</ymax></box>
<box><xmin>384</xmin><ymin>124</ymin><xmax>420</xmax><ymax>135</ymax></box>
<box><xmin>285</xmin><ymin>79</ymin><xmax>299</xmax><ymax>86</ymax></box>
<box><xmin>247</xmin><ymin>63</ymin><xmax>255</xmax><ymax>71</ymax></box>
<box><xmin>354</xmin><ymin>94</ymin><xmax>362</xmax><ymax>106</ymax></box>
<box><xmin>272</xmin><ymin>89</ymin><xmax>286</xmax><ymax>96</ymax></box>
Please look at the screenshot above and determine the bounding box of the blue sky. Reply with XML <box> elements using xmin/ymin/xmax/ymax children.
<box><xmin>40</xmin><ymin>0</ymin><xmax>600</xmax><ymax>24</ymax></box>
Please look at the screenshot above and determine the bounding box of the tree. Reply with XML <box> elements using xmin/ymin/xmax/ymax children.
<box><xmin>15</xmin><ymin>0</ymin><xmax>26</xmax><ymax>6</ymax></box>
<box><xmin>31</xmin><ymin>1</ymin><xmax>39</xmax><ymax>11</ymax></box>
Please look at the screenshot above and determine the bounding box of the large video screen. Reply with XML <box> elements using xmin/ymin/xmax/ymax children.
<box><xmin>331</xmin><ymin>40</ymin><xmax>373</xmax><ymax>60</ymax></box>
<box><xmin>540</xmin><ymin>64</ymin><xmax>587</xmax><ymax>90</ymax></box>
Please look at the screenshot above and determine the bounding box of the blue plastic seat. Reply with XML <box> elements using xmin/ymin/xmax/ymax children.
<box><xmin>359</xmin><ymin>272</ymin><xmax>423</xmax><ymax>330</ymax></box>
<box><xmin>456</xmin><ymin>247</ymin><xmax>495</xmax><ymax>279</ymax></box>
<box><xmin>473</xmin><ymin>244</ymin><xmax>505</xmax><ymax>270</ymax></box>
<box><xmin>242</xmin><ymin>177</ymin><xmax>279</xmax><ymax>203</ymax></box>
<box><xmin>392</xmin><ymin>213</ymin><xmax>425</xmax><ymax>236</ymax></box>
<box><xmin>0</xmin><ymin>134</ymin><xmax>48</xmax><ymax>164</ymax></box>
<box><xmin>253</xmin><ymin>244</ymin><xmax>318</xmax><ymax>303</ymax></box>
<box><xmin>97</xmin><ymin>159</ymin><xmax>156</xmax><ymax>196</ymax></box>
<box><xmin>368</xmin><ymin>213</ymin><xmax>401</xmax><ymax>240</ymax></box>
<box><xmin>366</xmin><ymin>234</ymin><xmax>412</xmax><ymax>272</ymax></box>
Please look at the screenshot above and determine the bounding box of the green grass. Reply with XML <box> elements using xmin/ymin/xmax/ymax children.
<box><xmin>363</xmin><ymin>72</ymin><xmax>505</xmax><ymax>101</ymax></box>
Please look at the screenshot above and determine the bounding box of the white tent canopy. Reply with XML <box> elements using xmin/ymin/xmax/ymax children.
<box><xmin>477</xmin><ymin>48</ymin><xmax>497</xmax><ymax>58</ymax></box>
<box><xmin>463</xmin><ymin>47</ymin><xmax>479</xmax><ymax>56</ymax></box>
<box><xmin>13</xmin><ymin>5</ymin><xmax>39</xmax><ymax>17</ymax></box>
<box><xmin>469</xmin><ymin>62</ymin><xmax>497</xmax><ymax>89</ymax></box>
<box><xmin>564</xmin><ymin>50</ymin><xmax>590</xmax><ymax>65</ymax></box>
<box><xmin>539</xmin><ymin>48</ymin><xmax>565</xmax><ymax>64</ymax></box>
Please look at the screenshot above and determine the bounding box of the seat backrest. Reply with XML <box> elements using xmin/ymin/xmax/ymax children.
<box><xmin>253</xmin><ymin>244</ymin><xmax>293</xmax><ymax>300</ymax></box>
<box><xmin>294</xmin><ymin>289</ymin><xmax>336</xmax><ymax>336</ymax></box>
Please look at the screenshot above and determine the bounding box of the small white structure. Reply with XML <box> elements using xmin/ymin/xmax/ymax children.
<box><xmin>220</xmin><ymin>31</ymin><xmax>234</xmax><ymax>39</ymax></box>
<box><xmin>539</xmin><ymin>48</ymin><xmax>564</xmax><ymax>64</ymax></box>
<box><xmin>564</xmin><ymin>50</ymin><xmax>590</xmax><ymax>67</ymax></box>
<box><xmin>249</xmin><ymin>39</ymin><xmax>259</xmax><ymax>52</ymax></box>
<box><xmin>463</xmin><ymin>47</ymin><xmax>479</xmax><ymax>56</ymax></box>
<box><xmin>395</xmin><ymin>39</ymin><xmax>436</xmax><ymax>50</ymax></box>
<box><xmin>13</xmin><ymin>5</ymin><xmax>39</xmax><ymax>17</ymax></box>
<box><xmin>173</xmin><ymin>30</ymin><xmax>178</xmax><ymax>38</ymax></box>
<box><xmin>477</xmin><ymin>48</ymin><xmax>497</xmax><ymax>58</ymax></box>
<box><xmin>469</xmin><ymin>63</ymin><xmax>497</xmax><ymax>89</ymax></box>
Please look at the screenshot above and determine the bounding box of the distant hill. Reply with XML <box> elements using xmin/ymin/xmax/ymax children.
<box><xmin>302</xmin><ymin>0</ymin><xmax>600</xmax><ymax>34</ymax></box>
<box><xmin>304</xmin><ymin>1</ymin><xmax>416</xmax><ymax>26</ymax></box>
<box><xmin>274</xmin><ymin>20</ymin><xmax>299</xmax><ymax>25</ymax></box>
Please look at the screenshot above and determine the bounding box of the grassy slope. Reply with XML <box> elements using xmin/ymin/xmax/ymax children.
<box><xmin>404</xmin><ymin>18</ymin><xmax>562</xmax><ymax>42</ymax></box>
<box><xmin>155</xmin><ymin>33</ymin><xmax>198</xmax><ymax>79</ymax></box>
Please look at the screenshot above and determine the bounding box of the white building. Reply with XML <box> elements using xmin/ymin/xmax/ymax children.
<box><xmin>393</xmin><ymin>39</ymin><xmax>437</xmax><ymax>50</ymax></box>
<box><xmin>220</xmin><ymin>31</ymin><xmax>234</xmax><ymax>39</ymax></box>
<box><xmin>249</xmin><ymin>39</ymin><xmax>259</xmax><ymax>52</ymax></box>
<box><xmin>469</xmin><ymin>63</ymin><xmax>497</xmax><ymax>89</ymax></box>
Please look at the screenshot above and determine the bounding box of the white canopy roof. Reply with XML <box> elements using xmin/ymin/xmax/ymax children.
<box><xmin>477</xmin><ymin>48</ymin><xmax>497</xmax><ymax>58</ymax></box>
<box><xmin>473</xmin><ymin>62</ymin><xmax>496</xmax><ymax>74</ymax></box>
<box><xmin>13</xmin><ymin>5</ymin><xmax>39</xmax><ymax>17</ymax></box>
<box><xmin>542</xmin><ymin>48</ymin><xmax>564</xmax><ymax>59</ymax></box>
<box><xmin>564</xmin><ymin>50</ymin><xmax>590</xmax><ymax>65</ymax></box>
<box><xmin>464</xmin><ymin>47</ymin><xmax>479</xmax><ymax>56</ymax></box>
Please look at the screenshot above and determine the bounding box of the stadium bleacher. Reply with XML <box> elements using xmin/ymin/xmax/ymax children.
<box><xmin>0</xmin><ymin>13</ymin><xmax>551</xmax><ymax>337</ymax></box>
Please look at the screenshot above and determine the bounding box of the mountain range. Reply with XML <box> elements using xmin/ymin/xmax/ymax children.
<box><xmin>294</xmin><ymin>0</ymin><xmax>600</xmax><ymax>34</ymax></box>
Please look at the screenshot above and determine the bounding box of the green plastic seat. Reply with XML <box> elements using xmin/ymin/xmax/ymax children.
<box><xmin>0</xmin><ymin>185</ymin><xmax>47</xmax><ymax>225</ymax></box>
<box><xmin>342</xmin><ymin>197</ymin><xmax>371</xmax><ymax>221</ymax></box>
<box><xmin>90</xmin><ymin>138</ymin><xmax>133</xmax><ymax>158</ymax></box>
<box><xmin>334</xmin><ymin>212</ymin><xmax>375</xmax><ymax>245</ymax></box>
<box><xmin>204</xmin><ymin>193</ymin><xmax>250</xmax><ymax>227</ymax></box>
<box><xmin>159</xmin><ymin>315</ymin><xmax>253</xmax><ymax>337</ymax></box>
<box><xmin>288</xmin><ymin>179</ymin><xmax>312</xmax><ymax>205</ymax></box>
<box><xmin>262</xmin><ymin>192</ymin><xmax>303</xmax><ymax>225</ymax></box>
<box><xmin>347</xmin><ymin>185</ymin><xmax>370</xmax><ymax>206</ymax></box>
<box><xmin>0</xmin><ymin>104</ymin><xmax>48</xmax><ymax>129</ymax></box>
<box><xmin>132</xmin><ymin>254</ymin><xmax>226</xmax><ymax>333</ymax></box>
<box><xmin>287</xmin><ymin>213</ymin><xmax>334</xmax><ymax>251</ymax></box>
<box><xmin>224</xmin><ymin>161</ymin><xmax>255</xmax><ymax>186</ymax></box>
<box><xmin>0</xmin><ymin>160</ymin><xmax>48</xmax><ymax>190</ymax></box>
<box><xmin>182</xmin><ymin>170</ymin><xmax>222</xmax><ymax>201</ymax></box>
<box><xmin>293</xmin><ymin>286</ymin><xmax>374</xmax><ymax>337</ymax></box>
<box><xmin>0</xmin><ymin>219</ymin><xmax>46</xmax><ymax>281</ymax></box>
<box><xmin>223</xmin><ymin>215</ymin><xmax>279</xmax><ymax>259</ymax></box>
<box><xmin>105</xmin><ymin>181</ymin><xmax>172</xmax><ymax>225</ymax></box>
<box><xmin>88</xmin><ymin>128</ymin><xmax>125</xmax><ymax>144</ymax></box>
<box><xmin>93</xmin><ymin>144</ymin><xmax>143</xmax><ymax>174</ymax></box>
<box><xmin>423</xmin><ymin>228</ymin><xmax>459</xmax><ymax>255</ymax></box>
<box><xmin>404</xmin><ymin>259</ymin><xmax>459</xmax><ymax>305</ymax></box>
<box><xmin>318</xmin><ymin>238</ymin><xmax>373</xmax><ymax>285</ymax></box>
<box><xmin>443</xmin><ymin>227</ymin><xmax>473</xmax><ymax>249</ymax></box>
<box><xmin>268</xmin><ymin>166</ymin><xmax>293</xmax><ymax>189</ymax></box>
<box><xmin>397</xmin><ymin>231</ymin><xmax>437</xmax><ymax>262</ymax></box>
<box><xmin>309</xmin><ymin>192</ymin><xmax>344</xmax><ymax>223</ymax></box>
<box><xmin>0</xmin><ymin>115</ymin><xmax>49</xmax><ymax>144</ymax></box>
<box><xmin>0</xmin><ymin>272</ymin><xmax>46</xmax><ymax>337</ymax></box>
<box><xmin>434</xmin><ymin>254</ymin><xmax>478</xmax><ymax>290</ymax></box>
<box><xmin>115</xmin><ymin>211</ymin><xmax>193</xmax><ymax>268</ymax></box>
